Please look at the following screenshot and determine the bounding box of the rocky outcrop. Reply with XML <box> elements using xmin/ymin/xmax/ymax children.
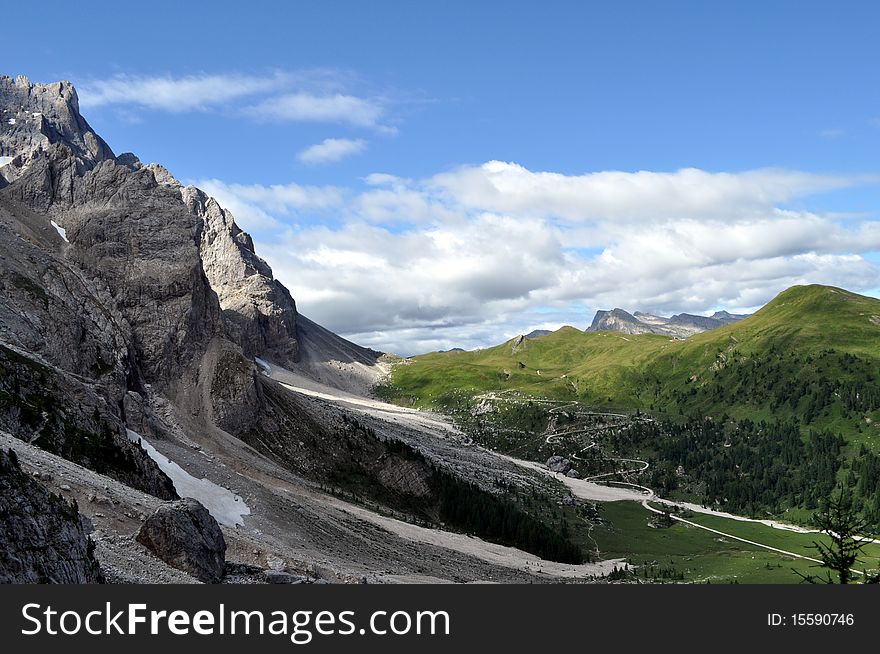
<box><xmin>136</xmin><ymin>498</ymin><xmax>226</xmax><ymax>583</ymax></box>
<box><xmin>0</xmin><ymin>448</ymin><xmax>104</xmax><ymax>583</ymax></box>
<box><xmin>203</xmin><ymin>343</ymin><xmax>263</xmax><ymax>436</ymax></box>
<box><xmin>184</xmin><ymin>186</ymin><xmax>299</xmax><ymax>365</ymax></box>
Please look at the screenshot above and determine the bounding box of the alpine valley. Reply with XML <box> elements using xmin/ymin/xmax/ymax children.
<box><xmin>1</xmin><ymin>76</ymin><xmax>879</xmax><ymax>584</ymax></box>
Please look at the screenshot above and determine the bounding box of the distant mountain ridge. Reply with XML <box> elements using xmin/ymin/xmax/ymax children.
<box><xmin>383</xmin><ymin>284</ymin><xmax>880</xmax><ymax>446</ymax></box>
<box><xmin>587</xmin><ymin>307</ymin><xmax>748</xmax><ymax>337</ymax></box>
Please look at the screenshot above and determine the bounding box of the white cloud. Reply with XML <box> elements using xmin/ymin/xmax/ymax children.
<box><xmin>193</xmin><ymin>178</ymin><xmax>345</xmax><ymax>232</ymax></box>
<box><xmin>249</xmin><ymin>93</ymin><xmax>388</xmax><ymax>130</ymax></box>
<box><xmin>78</xmin><ymin>73</ymin><xmax>287</xmax><ymax>112</ymax></box>
<box><xmin>197</xmin><ymin>163</ymin><xmax>880</xmax><ymax>355</ymax></box>
<box><xmin>424</xmin><ymin>162</ymin><xmax>862</xmax><ymax>223</ymax></box>
<box><xmin>298</xmin><ymin>138</ymin><xmax>366</xmax><ymax>165</ymax></box>
<box><xmin>77</xmin><ymin>71</ymin><xmax>392</xmax><ymax>130</ymax></box>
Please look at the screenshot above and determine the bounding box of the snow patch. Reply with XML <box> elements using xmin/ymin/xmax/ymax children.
<box><xmin>126</xmin><ymin>429</ymin><xmax>250</xmax><ymax>527</ymax></box>
<box><xmin>254</xmin><ymin>356</ymin><xmax>271</xmax><ymax>373</ymax></box>
<box><xmin>7</xmin><ymin>118</ymin><xmax>15</xmax><ymax>125</ymax></box>
<box><xmin>50</xmin><ymin>220</ymin><xmax>68</xmax><ymax>243</ymax></box>
<box><xmin>0</xmin><ymin>156</ymin><xmax>11</xmax><ymax>167</ymax></box>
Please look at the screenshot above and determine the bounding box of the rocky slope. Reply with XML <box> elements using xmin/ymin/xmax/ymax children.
<box><xmin>587</xmin><ymin>307</ymin><xmax>747</xmax><ymax>337</ymax></box>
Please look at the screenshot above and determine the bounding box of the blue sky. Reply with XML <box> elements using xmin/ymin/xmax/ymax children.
<box><xmin>5</xmin><ymin>1</ymin><xmax>879</xmax><ymax>354</ymax></box>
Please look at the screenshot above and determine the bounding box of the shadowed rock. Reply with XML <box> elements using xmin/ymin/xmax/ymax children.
<box><xmin>0</xmin><ymin>448</ymin><xmax>104</xmax><ymax>583</ymax></box>
<box><xmin>136</xmin><ymin>498</ymin><xmax>226</xmax><ymax>583</ymax></box>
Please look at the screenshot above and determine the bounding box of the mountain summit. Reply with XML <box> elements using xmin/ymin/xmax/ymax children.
<box><xmin>587</xmin><ymin>306</ymin><xmax>747</xmax><ymax>337</ymax></box>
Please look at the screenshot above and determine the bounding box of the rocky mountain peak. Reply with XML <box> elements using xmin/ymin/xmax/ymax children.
<box><xmin>588</xmin><ymin>305</ymin><xmax>748</xmax><ymax>338</ymax></box>
<box><xmin>1</xmin><ymin>76</ymin><xmax>301</xmax><ymax>376</ymax></box>
<box><xmin>587</xmin><ymin>308</ymin><xmax>645</xmax><ymax>334</ymax></box>
<box><xmin>0</xmin><ymin>75</ymin><xmax>114</xmax><ymax>181</ymax></box>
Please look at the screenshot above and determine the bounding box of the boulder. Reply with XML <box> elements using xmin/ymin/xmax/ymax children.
<box><xmin>136</xmin><ymin>498</ymin><xmax>226</xmax><ymax>583</ymax></box>
<box><xmin>566</xmin><ymin>469</ymin><xmax>582</xmax><ymax>479</ymax></box>
<box><xmin>546</xmin><ymin>455</ymin><xmax>571</xmax><ymax>474</ymax></box>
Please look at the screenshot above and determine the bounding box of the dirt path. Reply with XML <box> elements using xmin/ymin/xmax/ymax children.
<box><xmin>583</xmin><ymin>458</ymin><xmax>649</xmax><ymax>481</ymax></box>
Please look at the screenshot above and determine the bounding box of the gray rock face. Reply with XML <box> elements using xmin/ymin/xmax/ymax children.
<box><xmin>374</xmin><ymin>457</ymin><xmax>434</xmax><ymax>498</ymax></box>
<box><xmin>136</xmin><ymin>498</ymin><xmax>226</xmax><ymax>583</ymax></box>
<box><xmin>1</xmin><ymin>78</ymin><xmax>300</xmax><ymax>386</ymax></box>
<box><xmin>0</xmin><ymin>196</ymin><xmax>177</xmax><ymax>499</ymax></box>
<box><xmin>546</xmin><ymin>455</ymin><xmax>572</xmax><ymax>474</ymax></box>
<box><xmin>0</xmin><ymin>75</ymin><xmax>113</xmax><ymax>181</ymax></box>
<box><xmin>184</xmin><ymin>186</ymin><xmax>298</xmax><ymax>365</ymax></box>
<box><xmin>2</xmin><ymin>133</ymin><xmax>222</xmax><ymax>390</ymax></box>
<box><xmin>0</xmin><ymin>448</ymin><xmax>104</xmax><ymax>583</ymax></box>
<box><xmin>0</xmin><ymin>76</ymin><xmax>297</xmax><ymax>489</ymax></box>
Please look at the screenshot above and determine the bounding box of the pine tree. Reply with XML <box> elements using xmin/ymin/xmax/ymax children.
<box><xmin>795</xmin><ymin>491</ymin><xmax>879</xmax><ymax>584</ymax></box>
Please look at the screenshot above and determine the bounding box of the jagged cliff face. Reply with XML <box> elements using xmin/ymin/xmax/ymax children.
<box><xmin>184</xmin><ymin>186</ymin><xmax>299</xmax><ymax>366</ymax></box>
<box><xmin>0</xmin><ymin>75</ymin><xmax>298</xmax><ymax>388</ymax></box>
<box><xmin>0</xmin><ymin>75</ymin><xmax>304</xmax><ymax>497</ymax></box>
<box><xmin>0</xmin><ymin>75</ymin><xmax>113</xmax><ymax>174</ymax></box>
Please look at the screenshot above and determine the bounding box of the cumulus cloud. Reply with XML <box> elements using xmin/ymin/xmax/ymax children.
<box><xmin>198</xmin><ymin>163</ymin><xmax>880</xmax><ymax>355</ymax></box>
<box><xmin>424</xmin><ymin>162</ymin><xmax>861</xmax><ymax>223</ymax></box>
<box><xmin>297</xmin><ymin>138</ymin><xmax>366</xmax><ymax>165</ymax></box>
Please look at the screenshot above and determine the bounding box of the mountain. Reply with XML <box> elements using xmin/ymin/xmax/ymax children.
<box><xmin>525</xmin><ymin>329</ymin><xmax>552</xmax><ymax>339</ymax></box>
<box><xmin>383</xmin><ymin>285</ymin><xmax>880</xmax><ymax>442</ymax></box>
<box><xmin>587</xmin><ymin>306</ymin><xmax>747</xmax><ymax>337</ymax></box>
<box><xmin>588</xmin><ymin>308</ymin><xmax>656</xmax><ymax>335</ymax></box>
<box><xmin>1</xmin><ymin>76</ymin><xmax>569</xmax><ymax>583</ymax></box>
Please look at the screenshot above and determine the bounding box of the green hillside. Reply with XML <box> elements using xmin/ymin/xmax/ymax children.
<box><xmin>379</xmin><ymin>285</ymin><xmax>880</xmax><ymax>443</ymax></box>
